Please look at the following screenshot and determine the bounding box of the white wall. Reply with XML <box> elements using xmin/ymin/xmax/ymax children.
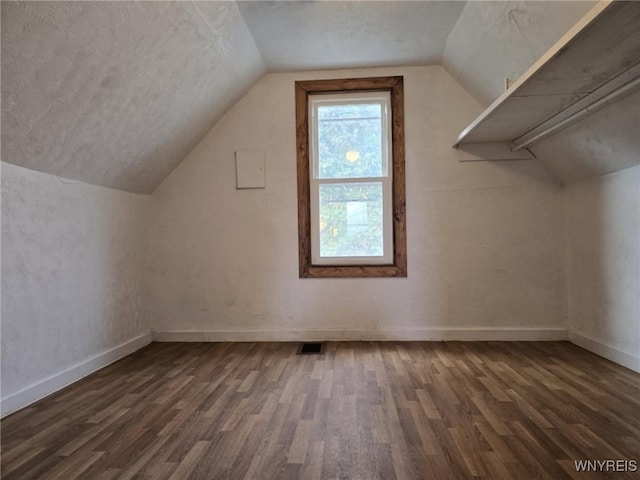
<box><xmin>147</xmin><ymin>66</ymin><xmax>567</xmax><ymax>342</ymax></box>
<box><xmin>565</xmin><ymin>165</ymin><xmax>640</xmax><ymax>372</ymax></box>
<box><xmin>1</xmin><ymin>162</ymin><xmax>151</xmax><ymax>415</ymax></box>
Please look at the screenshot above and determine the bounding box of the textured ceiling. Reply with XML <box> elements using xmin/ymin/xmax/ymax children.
<box><xmin>443</xmin><ymin>0</ymin><xmax>640</xmax><ymax>184</ymax></box>
<box><xmin>530</xmin><ymin>89</ymin><xmax>640</xmax><ymax>183</ymax></box>
<box><xmin>237</xmin><ymin>1</ymin><xmax>466</xmax><ymax>71</ymax></box>
<box><xmin>1</xmin><ymin>1</ymin><xmax>265</xmax><ymax>193</ymax></box>
<box><xmin>2</xmin><ymin>0</ymin><xmax>637</xmax><ymax>192</ymax></box>
<box><xmin>443</xmin><ymin>0</ymin><xmax>598</xmax><ymax>106</ymax></box>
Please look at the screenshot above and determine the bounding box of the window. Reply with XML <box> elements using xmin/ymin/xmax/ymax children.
<box><xmin>295</xmin><ymin>76</ymin><xmax>407</xmax><ymax>278</ymax></box>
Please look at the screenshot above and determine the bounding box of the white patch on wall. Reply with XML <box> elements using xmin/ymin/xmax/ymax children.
<box><xmin>235</xmin><ymin>150</ymin><xmax>266</xmax><ymax>189</ymax></box>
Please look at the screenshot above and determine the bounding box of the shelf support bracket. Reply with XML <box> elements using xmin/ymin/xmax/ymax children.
<box><xmin>453</xmin><ymin>142</ymin><xmax>536</xmax><ymax>162</ymax></box>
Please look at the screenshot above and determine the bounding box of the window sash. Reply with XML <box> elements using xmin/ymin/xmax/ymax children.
<box><xmin>310</xmin><ymin>92</ymin><xmax>391</xmax><ymax>181</ymax></box>
<box><xmin>310</xmin><ymin>178</ymin><xmax>393</xmax><ymax>265</ymax></box>
<box><xmin>309</xmin><ymin>92</ymin><xmax>393</xmax><ymax>265</ymax></box>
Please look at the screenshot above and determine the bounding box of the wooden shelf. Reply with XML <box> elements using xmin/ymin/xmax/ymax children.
<box><xmin>453</xmin><ymin>1</ymin><xmax>640</xmax><ymax>156</ymax></box>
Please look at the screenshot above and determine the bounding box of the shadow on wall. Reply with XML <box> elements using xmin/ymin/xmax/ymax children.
<box><xmin>564</xmin><ymin>166</ymin><xmax>640</xmax><ymax>365</ymax></box>
<box><xmin>527</xmin><ymin>88</ymin><xmax>640</xmax><ymax>184</ymax></box>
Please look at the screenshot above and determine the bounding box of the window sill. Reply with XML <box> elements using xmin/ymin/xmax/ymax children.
<box><xmin>300</xmin><ymin>264</ymin><xmax>407</xmax><ymax>278</ymax></box>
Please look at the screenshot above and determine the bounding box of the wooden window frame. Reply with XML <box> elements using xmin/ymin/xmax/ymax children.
<box><xmin>295</xmin><ymin>76</ymin><xmax>407</xmax><ymax>278</ymax></box>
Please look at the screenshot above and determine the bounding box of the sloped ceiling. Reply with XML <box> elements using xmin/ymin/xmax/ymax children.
<box><xmin>531</xmin><ymin>89</ymin><xmax>640</xmax><ymax>183</ymax></box>
<box><xmin>443</xmin><ymin>0</ymin><xmax>598</xmax><ymax>107</ymax></box>
<box><xmin>2</xmin><ymin>0</ymin><xmax>466</xmax><ymax>194</ymax></box>
<box><xmin>2</xmin><ymin>0</ymin><xmax>637</xmax><ymax>192</ymax></box>
<box><xmin>1</xmin><ymin>1</ymin><xmax>266</xmax><ymax>194</ymax></box>
<box><xmin>442</xmin><ymin>0</ymin><xmax>640</xmax><ymax>184</ymax></box>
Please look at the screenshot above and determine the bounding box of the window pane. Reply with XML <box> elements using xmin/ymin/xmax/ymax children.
<box><xmin>317</xmin><ymin>103</ymin><xmax>383</xmax><ymax>179</ymax></box>
<box><xmin>319</xmin><ymin>183</ymin><xmax>384</xmax><ymax>257</ymax></box>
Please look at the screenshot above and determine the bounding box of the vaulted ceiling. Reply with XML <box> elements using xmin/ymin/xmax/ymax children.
<box><xmin>2</xmin><ymin>1</ymin><xmax>637</xmax><ymax>193</ymax></box>
<box><xmin>1</xmin><ymin>1</ymin><xmax>265</xmax><ymax>193</ymax></box>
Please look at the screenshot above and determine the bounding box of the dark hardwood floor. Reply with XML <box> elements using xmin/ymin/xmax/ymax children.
<box><xmin>2</xmin><ymin>341</ymin><xmax>639</xmax><ymax>479</ymax></box>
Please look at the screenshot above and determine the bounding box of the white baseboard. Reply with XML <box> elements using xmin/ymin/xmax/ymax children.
<box><xmin>153</xmin><ymin>327</ymin><xmax>568</xmax><ymax>343</ymax></box>
<box><xmin>569</xmin><ymin>330</ymin><xmax>640</xmax><ymax>373</ymax></box>
<box><xmin>5</xmin><ymin>328</ymin><xmax>633</xmax><ymax>418</ymax></box>
<box><xmin>0</xmin><ymin>332</ymin><xmax>153</xmax><ymax>417</ymax></box>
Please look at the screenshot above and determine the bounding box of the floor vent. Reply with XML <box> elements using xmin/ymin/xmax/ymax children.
<box><xmin>297</xmin><ymin>342</ymin><xmax>325</xmax><ymax>355</ymax></box>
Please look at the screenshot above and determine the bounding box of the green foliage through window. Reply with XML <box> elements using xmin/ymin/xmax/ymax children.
<box><xmin>319</xmin><ymin>183</ymin><xmax>384</xmax><ymax>257</ymax></box>
<box><xmin>317</xmin><ymin>103</ymin><xmax>383</xmax><ymax>179</ymax></box>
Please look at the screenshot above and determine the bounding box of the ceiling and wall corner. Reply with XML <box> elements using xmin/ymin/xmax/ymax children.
<box><xmin>1</xmin><ymin>1</ymin><xmax>266</xmax><ymax>194</ymax></box>
<box><xmin>236</xmin><ymin>1</ymin><xmax>466</xmax><ymax>71</ymax></box>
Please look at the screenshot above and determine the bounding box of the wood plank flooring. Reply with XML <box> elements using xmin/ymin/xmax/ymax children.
<box><xmin>2</xmin><ymin>341</ymin><xmax>639</xmax><ymax>479</ymax></box>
